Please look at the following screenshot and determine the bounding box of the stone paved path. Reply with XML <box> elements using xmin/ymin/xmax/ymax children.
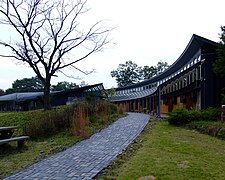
<box><xmin>5</xmin><ymin>113</ymin><xmax>149</xmax><ymax>180</ymax></box>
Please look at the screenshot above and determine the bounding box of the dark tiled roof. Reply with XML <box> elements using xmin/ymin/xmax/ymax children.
<box><xmin>0</xmin><ymin>92</ymin><xmax>43</xmax><ymax>102</ymax></box>
<box><xmin>111</xmin><ymin>34</ymin><xmax>217</xmax><ymax>102</ymax></box>
<box><xmin>115</xmin><ymin>34</ymin><xmax>217</xmax><ymax>91</ymax></box>
<box><xmin>110</xmin><ymin>87</ymin><xmax>157</xmax><ymax>102</ymax></box>
<box><xmin>0</xmin><ymin>83</ymin><xmax>104</xmax><ymax>102</ymax></box>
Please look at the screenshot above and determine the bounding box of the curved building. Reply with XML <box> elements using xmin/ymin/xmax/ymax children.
<box><xmin>110</xmin><ymin>34</ymin><xmax>225</xmax><ymax>115</ymax></box>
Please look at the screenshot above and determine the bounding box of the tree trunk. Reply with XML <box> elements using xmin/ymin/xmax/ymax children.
<box><xmin>43</xmin><ymin>78</ymin><xmax>51</xmax><ymax>110</ymax></box>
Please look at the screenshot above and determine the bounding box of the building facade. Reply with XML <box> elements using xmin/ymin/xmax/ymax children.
<box><xmin>110</xmin><ymin>35</ymin><xmax>225</xmax><ymax>115</ymax></box>
<box><xmin>0</xmin><ymin>83</ymin><xmax>105</xmax><ymax>111</ymax></box>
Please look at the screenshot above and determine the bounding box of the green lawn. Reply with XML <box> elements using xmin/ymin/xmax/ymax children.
<box><xmin>0</xmin><ymin>104</ymin><xmax>125</xmax><ymax>179</ymax></box>
<box><xmin>0</xmin><ymin>130</ymin><xmax>82</xmax><ymax>178</ymax></box>
<box><xmin>100</xmin><ymin>121</ymin><xmax>225</xmax><ymax>180</ymax></box>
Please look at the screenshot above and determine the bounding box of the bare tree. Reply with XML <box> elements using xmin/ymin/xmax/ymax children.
<box><xmin>0</xmin><ymin>0</ymin><xmax>112</xmax><ymax>110</ymax></box>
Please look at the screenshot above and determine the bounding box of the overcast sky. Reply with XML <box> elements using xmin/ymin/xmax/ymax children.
<box><xmin>0</xmin><ymin>0</ymin><xmax>225</xmax><ymax>90</ymax></box>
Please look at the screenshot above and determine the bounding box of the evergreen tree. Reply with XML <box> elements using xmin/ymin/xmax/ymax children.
<box><xmin>214</xmin><ymin>26</ymin><xmax>225</xmax><ymax>77</ymax></box>
<box><xmin>111</xmin><ymin>60</ymin><xmax>169</xmax><ymax>87</ymax></box>
<box><xmin>6</xmin><ymin>76</ymin><xmax>44</xmax><ymax>93</ymax></box>
<box><xmin>111</xmin><ymin>61</ymin><xmax>141</xmax><ymax>87</ymax></box>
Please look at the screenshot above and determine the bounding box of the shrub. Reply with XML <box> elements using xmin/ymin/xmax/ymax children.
<box><xmin>110</xmin><ymin>103</ymin><xmax>118</xmax><ymax>115</ymax></box>
<box><xmin>1</xmin><ymin>101</ymin><xmax>122</xmax><ymax>139</ymax></box>
<box><xmin>217</xmin><ymin>128</ymin><xmax>225</xmax><ymax>140</ymax></box>
<box><xmin>167</xmin><ymin>108</ymin><xmax>190</xmax><ymax>126</ymax></box>
<box><xmin>201</xmin><ymin>107</ymin><xmax>221</xmax><ymax>121</ymax></box>
<box><xmin>87</xmin><ymin>101</ymin><xmax>109</xmax><ymax>124</ymax></box>
<box><xmin>188</xmin><ymin>109</ymin><xmax>202</xmax><ymax>121</ymax></box>
<box><xmin>23</xmin><ymin>105</ymin><xmax>75</xmax><ymax>139</ymax></box>
<box><xmin>71</xmin><ymin>103</ymin><xmax>90</xmax><ymax>138</ymax></box>
<box><xmin>168</xmin><ymin>107</ymin><xmax>221</xmax><ymax>126</ymax></box>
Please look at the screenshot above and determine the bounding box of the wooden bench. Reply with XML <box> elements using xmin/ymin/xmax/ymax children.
<box><xmin>0</xmin><ymin>136</ymin><xmax>29</xmax><ymax>149</ymax></box>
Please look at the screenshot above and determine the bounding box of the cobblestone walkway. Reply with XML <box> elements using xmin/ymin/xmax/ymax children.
<box><xmin>5</xmin><ymin>113</ymin><xmax>149</xmax><ymax>180</ymax></box>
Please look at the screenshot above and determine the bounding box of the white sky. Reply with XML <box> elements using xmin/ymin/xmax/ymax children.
<box><xmin>0</xmin><ymin>0</ymin><xmax>225</xmax><ymax>90</ymax></box>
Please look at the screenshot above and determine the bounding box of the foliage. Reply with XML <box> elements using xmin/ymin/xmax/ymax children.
<box><xmin>0</xmin><ymin>0</ymin><xmax>112</xmax><ymax>110</ymax></box>
<box><xmin>110</xmin><ymin>103</ymin><xmax>118</xmax><ymax>114</ymax></box>
<box><xmin>217</xmin><ymin>128</ymin><xmax>225</xmax><ymax>140</ymax></box>
<box><xmin>0</xmin><ymin>101</ymin><xmax>122</xmax><ymax>139</ymax></box>
<box><xmin>23</xmin><ymin>105</ymin><xmax>75</xmax><ymax>139</ymax></box>
<box><xmin>5</xmin><ymin>76</ymin><xmax>79</xmax><ymax>93</ymax></box>
<box><xmin>156</xmin><ymin>60</ymin><xmax>170</xmax><ymax>74</ymax></box>
<box><xmin>6</xmin><ymin>76</ymin><xmax>44</xmax><ymax>93</ymax></box>
<box><xmin>167</xmin><ymin>107</ymin><xmax>221</xmax><ymax>126</ymax></box>
<box><xmin>167</xmin><ymin>108</ymin><xmax>191</xmax><ymax>125</ymax></box>
<box><xmin>110</xmin><ymin>61</ymin><xmax>141</xmax><ymax>87</ymax></box>
<box><xmin>201</xmin><ymin>107</ymin><xmax>221</xmax><ymax>121</ymax></box>
<box><xmin>103</xmin><ymin>88</ymin><xmax>116</xmax><ymax>101</ymax></box>
<box><xmin>187</xmin><ymin>120</ymin><xmax>225</xmax><ymax>140</ymax></box>
<box><xmin>111</xmin><ymin>60</ymin><xmax>170</xmax><ymax>87</ymax></box>
<box><xmin>139</xmin><ymin>65</ymin><xmax>157</xmax><ymax>80</ymax></box>
<box><xmin>51</xmin><ymin>81</ymin><xmax>78</xmax><ymax>91</ymax></box>
<box><xmin>213</xmin><ymin>26</ymin><xmax>225</xmax><ymax>77</ymax></box>
<box><xmin>99</xmin><ymin>121</ymin><xmax>225</xmax><ymax>179</ymax></box>
<box><xmin>189</xmin><ymin>121</ymin><xmax>225</xmax><ymax>129</ymax></box>
<box><xmin>85</xmin><ymin>92</ymin><xmax>98</xmax><ymax>103</ymax></box>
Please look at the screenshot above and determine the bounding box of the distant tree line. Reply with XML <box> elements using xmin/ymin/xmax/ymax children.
<box><xmin>111</xmin><ymin>60</ymin><xmax>170</xmax><ymax>87</ymax></box>
<box><xmin>1</xmin><ymin>76</ymin><xmax>81</xmax><ymax>94</ymax></box>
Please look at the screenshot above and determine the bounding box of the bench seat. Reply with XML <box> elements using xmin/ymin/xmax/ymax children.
<box><xmin>0</xmin><ymin>136</ymin><xmax>29</xmax><ymax>149</ymax></box>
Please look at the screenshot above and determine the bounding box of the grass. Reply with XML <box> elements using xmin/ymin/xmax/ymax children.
<box><xmin>0</xmin><ymin>114</ymin><xmax>124</xmax><ymax>179</ymax></box>
<box><xmin>0</xmin><ymin>130</ymin><xmax>81</xmax><ymax>178</ymax></box>
<box><xmin>0</xmin><ymin>102</ymin><xmax>125</xmax><ymax>179</ymax></box>
<box><xmin>98</xmin><ymin>120</ymin><xmax>225</xmax><ymax>180</ymax></box>
<box><xmin>189</xmin><ymin>121</ymin><xmax>225</xmax><ymax>128</ymax></box>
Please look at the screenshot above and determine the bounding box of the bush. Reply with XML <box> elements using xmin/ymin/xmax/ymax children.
<box><xmin>201</xmin><ymin>107</ymin><xmax>221</xmax><ymax>121</ymax></box>
<box><xmin>23</xmin><ymin>105</ymin><xmax>75</xmax><ymax>139</ymax></box>
<box><xmin>167</xmin><ymin>108</ymin><xmax>190</xmax><ymax>126</ymax></box>
<box><xmin>168</xmin><ymin>107</ymin><xmax>221</xmax><ymax>126</ymax></box>
<box><xmin>217</xmin><ymin>128</ymin><xmax>225</xmax><ymax>140</ymax></box>
<box><xmin>187</xmin><ymin>109</ymin><xmax>202</xmax><ymax>121</ymax></box>
<box><xmin>110</xmin><ymin>103</ymin><xmax>118</xmax><ymax>114</ymax></box>
<box><xmin>0</xmin><ymin>101</ymin><xmax>122</xmax><ymax>139</ymax></box>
